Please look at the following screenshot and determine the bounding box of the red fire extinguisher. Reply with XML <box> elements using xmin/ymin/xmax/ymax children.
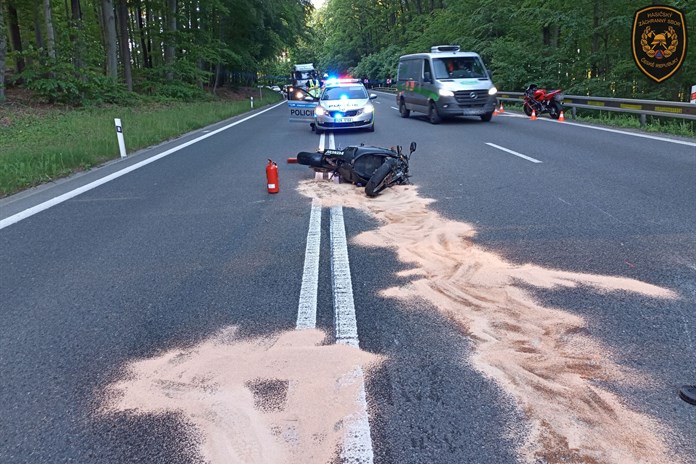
<box><xmin>266</xmin><ymin>159</ymin><xmax>279</xmax><ymax>194</ymax></box>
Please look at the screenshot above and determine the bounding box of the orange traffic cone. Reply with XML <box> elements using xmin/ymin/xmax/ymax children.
<box><xmin>499</xmin><ymin>102</ymin><xmax>504</xmax><ymax>113</ymax></box>
<box><xmin>530</xmin><ymin>109</ymin><xmax>537</xmax><ymax>120</ymax></box>
<box><xmin>558</xmin><ymin>111</ymin><xmax>565</xmax><ymax>122</ymax></box>
<box><xmin>493</xmin><ymin>107</ymin><xmax>499</xmax><ymax>116</ymax></box>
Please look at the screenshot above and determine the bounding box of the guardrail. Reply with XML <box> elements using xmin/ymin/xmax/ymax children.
<box><xmin>373</xmin><ymin>86</ymin><xmax>696</xmax><ymax>125</ymax></box>
<box><xmin>495</xmin><ymin>91</ymin><xmax>696</xmax><ymax>125</ymax></box>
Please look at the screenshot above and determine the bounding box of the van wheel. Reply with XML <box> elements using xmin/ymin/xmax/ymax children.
<box><xmin>399</xmin><ymin>99</ymin><xmax>410</xmax><ymax>118</ymax></box>
<box><xmin>480</xmin><ymin>111</ymin><xmax>493</xmax><ymax>122</ymax></box>
<box><xmin>428</xmin><ymin>102</ymin><xmax>441</xmax><ymax>124</ymax></box>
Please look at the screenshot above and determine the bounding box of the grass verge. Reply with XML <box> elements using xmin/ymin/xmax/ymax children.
<box><xmin>0</xmin><ymin>92</ymin><xmax>283</xmax><ymax>197</ymax></box>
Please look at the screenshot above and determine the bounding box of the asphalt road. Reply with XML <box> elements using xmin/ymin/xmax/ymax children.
<box><xmin>1</xmin><ymin>94</ymin><xmax>695</xmax><ymax>463</ymax></box>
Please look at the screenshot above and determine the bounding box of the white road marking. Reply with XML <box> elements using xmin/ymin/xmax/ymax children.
<box><xmin>486</xmin><ymin>142</ymin><xmax>543</xmax><ymax>163</ymax></box>
<box><xmin>294</xmin><ymin>200</ymin><xmax>374</xmax><ymax>463</ymax></box>
<box><xmin>330</xmin><ymin>206</ymin><xmax>359</xmax><ymax>347</ymax></box>
<box><xmin>0</xmin><ymin>101</ymin><xmax>287</xmax><ymax>231</ymax></box>
<box><xmin>387</xmin><ymin>101</ymin><xmax>695</xmax><ymax>148</ymax></box>
<box><xmin>296</xmin><ymin>199</ymin><xmax>322</xmax><ymax>330</ymax></box>
<box><xmin>330</xmin><ymin>206</ymin><xmax>374</xmax><ymax>463</ymax></box>
<box><xmin>501</xmin><ymin>110</ymin><xmax>696</xmax><ymax>147</ymax></box>
<box><xmin>539</xmin><ymin>117</ymin><xmax>696</xmax><ymax>147</ymax></box>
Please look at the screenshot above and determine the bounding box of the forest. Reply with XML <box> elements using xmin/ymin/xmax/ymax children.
<box><xmin>0</xmin><ymin>0</ymin><xmax>694</xmax><ymax>105</ymax></box>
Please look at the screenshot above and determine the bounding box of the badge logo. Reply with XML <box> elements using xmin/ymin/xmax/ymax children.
<box><xmin>632</xmin><ymin>5</ymin><xmax>687</xmax><ymax>83</ymax></box>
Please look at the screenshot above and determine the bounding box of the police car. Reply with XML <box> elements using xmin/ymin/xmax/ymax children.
<box><xmin>313</xmin><ymin>79</ymin><xmax>377</xmax><ymax>134</ymax></box>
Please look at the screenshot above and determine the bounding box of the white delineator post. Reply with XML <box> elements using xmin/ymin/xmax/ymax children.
<box><xmin>251</xmin><ymin>96</ymin><xmax>254</xmax><ymax>108</ymax></box>
<box><xmin>114</xmin><ymin>118</ymin><xmax>126</xmax><ymax>158</ymax></box>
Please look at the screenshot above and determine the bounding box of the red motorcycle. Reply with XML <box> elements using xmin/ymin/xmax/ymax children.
<box><xmin>523</xmin><ymin>84</ymin><xmax>564</xmax><ymax>119</ymax></box>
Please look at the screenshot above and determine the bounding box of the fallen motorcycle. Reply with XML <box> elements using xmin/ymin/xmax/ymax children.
<box><xmin>523</xmin><ymin>84</ymin><xmax>564</xmax><ymax>119</ymax></box>
<box><xmin>296</xmin><ymin>142</ymin><xmax>416</xmax><ymax>197</ymax></box>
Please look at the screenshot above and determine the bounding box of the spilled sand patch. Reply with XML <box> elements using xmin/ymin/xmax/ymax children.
<box><xmin>100</xmin><ymin>328</ymin><xmax>382</xmax><ymax>464</ymax></box>
<box><xmin>298</xmin><ymin>180</ymin><xmax>681</xmax><ymax>464</ymax></box>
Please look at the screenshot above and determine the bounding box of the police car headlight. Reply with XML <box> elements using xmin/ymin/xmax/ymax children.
<box><xmin>363</xmin><ymin>104</ymin><xmax>374</xmax><ymax>114</ymax></box>
<box><xmin>488</xmin><ymin>86</ymin><xmax>498</xmax><ymax>95</ymax></box>
<box><xmin>315</xmin><ymin>106</ymin><xmax>327</xmax><ymax>116</ymax></box>
<box><xmin>296</xmin><ymin>91</ymin><xmax>304</xmax><ymax>99</ymax></box>
<box><xmin>439</xmin><ymin>89</ymin><xmax>455</xmax><ymax>97</ymax></box>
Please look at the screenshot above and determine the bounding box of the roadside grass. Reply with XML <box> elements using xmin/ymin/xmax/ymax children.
<box><xmin>0</xmin><ymin>92</ymin><xmax>283</xmax><ymax>197</ymax></box>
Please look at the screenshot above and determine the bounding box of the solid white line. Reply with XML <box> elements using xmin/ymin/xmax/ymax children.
<box><xmin>330</xmin><ymin>207</ymin><xmax>359</xmax><ymax>347</ymax></box>
<box><xmin>330</xmin><ymin>206</ymin><xmax>374</xmax><ymax>463</ymax></box>
<box><xmin>486</xmin><ymin>142</ymin><xmax>543</xmax><ymax>163</ymax></box>
<box><xmin>296</xmin><ymin>199</ymin><xmax>322</xmax><ymax>330</ymax></box>
<box><xmin>539</xmin><ymin>117</ymin><xmax>696</xmax><ymax>147</ymax></box>
<box><xmin>0</xmin><ymin>101</ymin><xmax>286</xmax><ymax>231</ymax></box>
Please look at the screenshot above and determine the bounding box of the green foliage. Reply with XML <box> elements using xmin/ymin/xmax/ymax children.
<box><xmin>351</xmin><ymin>46</ymin><xmax>404</xmax><ymax>81</ymax></box>
<box><xmin>304</xmin><ymin>0</ymin><xmax>695</xmax><ymax>101</ymax></box>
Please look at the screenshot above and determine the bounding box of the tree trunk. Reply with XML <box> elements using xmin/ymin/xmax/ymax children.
<box><xmin>0</xmin><ymin>0</ymin><xmax>6</xmax><ymax>102</ymax></box>
<box><xmin>164</xmin><ymin>0</ymin><xmax>177</xmax><ymax>81</ymax></box>
<box><xmin>102</xmin><ymin>0</ymin><xmax>118</xmax><ymax>79</ymax></box>
<box><xmin>136</xmin><ymin>4</ymin><xmax>151</xmax><ymax>68</ymax></box>
<box><xmin>591</xmin><ymin>0</ymin><xmax>600</xmax><ymax>78</ymax></box>
<box><xmin>33</xmin><ymin>3</ymin><xmax>44</xmax><ymax>50</ymax></box>
<box><xmin>117</xmin><ymin>0</ymin><xmax>132</xmax><ymax>90</ymax></box>
<box><xmin>71</xmin><ymin>0</ymin><xmax>84</xmax><ymax>72</ymax></box>
<box><xmin>7</xmin><ymin>3</ymin><xmax>25</xmax><ymax>74</ymax></box>
<box><xmin>44</xmin><ymin>0</ymin><xmax>56</xmax><ymax>60</ymax></box>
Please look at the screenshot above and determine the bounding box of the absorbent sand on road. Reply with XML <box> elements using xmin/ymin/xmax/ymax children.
<box><xmin>298</xmin><ymin>180</ymin><xmax>682</xmax><ymax>464</ymax></box>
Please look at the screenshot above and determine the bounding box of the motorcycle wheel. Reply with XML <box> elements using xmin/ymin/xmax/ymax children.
<box><xmin>428</xmin><ymin>101</ymin><xmax>441</xmax><ymax>124</ymax></box>
<box><xmin>365</xmin><ymin>160</ymin><xmax>395</xmax><ymax>197</ymax></box>
<box><xmin>549</xmin><ymin>101</ymin><xmax>561</xmax><ymax>120</ymax></box>
<box><xmin>523</xmin><ymin>102</ymin><xmax>534</xmax><ymax>117</ymax></box>
<box><xmin>297</xmin><ymin>151</ymin><xmax>325</xmax><ymax>168</ymax></box>
<box><xmin>399</xmin><ymin>99</ymin><xmax>410</xmax><ymax>118</ymax></box>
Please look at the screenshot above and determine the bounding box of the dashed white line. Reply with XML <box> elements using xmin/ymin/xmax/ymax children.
<box><xmin>486</xmin><ymin>142</ymin><xmax>543</xmax><ymax>163</ymax></box>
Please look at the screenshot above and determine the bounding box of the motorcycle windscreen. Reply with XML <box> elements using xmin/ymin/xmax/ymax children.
<box><xmin>288</xmin><ymin>101</ymin><xmax>318</xmax><ymax>122</ymax></box>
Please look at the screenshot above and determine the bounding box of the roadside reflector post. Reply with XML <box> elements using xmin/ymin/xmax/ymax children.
<box><xmin>114</xmin><ymin>118</ymin><xmax>127</xmax><ymax>158</ymax></box>
<box><xmin>251</xmin><ymin>96</ymin><xmax>254</xmax><ymax>109</ymax></box>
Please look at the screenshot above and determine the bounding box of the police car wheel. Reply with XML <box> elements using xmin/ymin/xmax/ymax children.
<box><xmin>315</xmin><ymin>126</ymin><xmax>324</xmax><ymax>134</ymax></box>
<box><xmin>368</xmin><ymin>123</ymin><xmax>375</xmax><ymax>132</ymax></box>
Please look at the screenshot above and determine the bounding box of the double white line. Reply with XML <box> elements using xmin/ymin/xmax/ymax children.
<box><xmin>295</xmin><ymin>132</ymin><xmax>374</xmax><ymax>463</ymax></box>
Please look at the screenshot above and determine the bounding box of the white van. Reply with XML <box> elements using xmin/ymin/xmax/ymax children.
<box><xmin>395</xmin><ymin>45</ymin><xmax>498</xmax><ymax>123</ymax></box>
